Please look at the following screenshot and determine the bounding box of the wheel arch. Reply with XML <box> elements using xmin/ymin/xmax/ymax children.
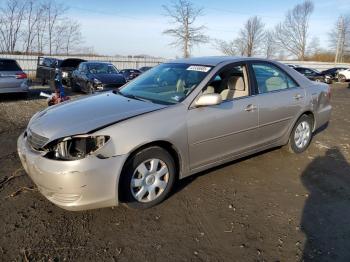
<box><xmin>301</xmin><ymin>110</ymin><xmax>315</xmax><ymax>131</ymax></box>
<box><xmin>118</xmin><ymin>140</ymin><xmax>182</xmax><ymax>199</ymax></box>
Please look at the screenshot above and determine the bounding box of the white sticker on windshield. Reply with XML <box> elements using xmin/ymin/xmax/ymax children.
<box><xmin>187</xmin><ymin>65</ymin><xmax>211</xmax><ymax>72</ymax></box>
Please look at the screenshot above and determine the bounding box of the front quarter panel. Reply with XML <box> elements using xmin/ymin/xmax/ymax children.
<box><xmin>94</xmin><ymin>104</ymin><xmax>190</xmax><ymax>177</ymax></box>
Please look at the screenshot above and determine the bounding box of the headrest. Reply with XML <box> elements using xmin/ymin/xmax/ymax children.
<box><xmin>227</xmin><ymin>76</ymin><xmax>245</xmax><ymax>91</ymax></box>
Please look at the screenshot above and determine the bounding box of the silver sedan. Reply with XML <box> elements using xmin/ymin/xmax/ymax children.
<box><xmin>17</xmin><ymin>57</ymin><xmax>332</xmax><ymax>211</ymax></box>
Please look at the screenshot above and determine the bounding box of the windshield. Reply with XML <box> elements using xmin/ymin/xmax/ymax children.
<box><xmin>87</xmin><ymin>63</ymin><xmax>118</xmax><ymax>74</ymax></box>
<box><xmin>119</xmin><ymin>63</ymin><xmax>212</xmax><ymax>105</ymax></box>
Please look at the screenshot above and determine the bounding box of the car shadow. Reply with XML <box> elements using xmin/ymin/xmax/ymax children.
<box><xmin>301</xmin><ymin>147</ymin><xmax>350</xmax><ymax>261</ymax></box>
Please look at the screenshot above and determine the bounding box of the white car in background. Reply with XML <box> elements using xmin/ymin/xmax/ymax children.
<box><xmin>337</xmin><ymin>68</ymin><xmax>350</xmax><ymax>82</ymax></box>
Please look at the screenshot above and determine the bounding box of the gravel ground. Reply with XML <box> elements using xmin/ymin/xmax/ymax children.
<box><xmin>0</xmin><ymin>84</ymin><xmax>350</xmax><ymax>262</ymax></box>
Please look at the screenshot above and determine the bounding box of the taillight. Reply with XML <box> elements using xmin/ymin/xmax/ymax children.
<box><xmin>16</xmin><ymin>73</ymin><xmax>27</xmax><ymax>79</ymax></box>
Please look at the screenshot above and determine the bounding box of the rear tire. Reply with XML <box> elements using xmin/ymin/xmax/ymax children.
<box><xmin>287</xmin><ymin>115</ymin><xmax>313</xmax><ymax>154</ymax></box>
<box><xmin>119</xmin><ymin>146</ymin><xmax>176</xmax><ymax>209</ymax></box>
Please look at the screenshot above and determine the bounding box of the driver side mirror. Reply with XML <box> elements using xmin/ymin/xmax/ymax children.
<box><xmin>195</xmin><ymin>93</ymin><xmax>222</xmax><ymax>107</ymax></box>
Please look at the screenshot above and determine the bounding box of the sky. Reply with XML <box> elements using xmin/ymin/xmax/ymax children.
<box><xmin>66</xmin><ymin>0</ymin><xmax>350</xmax><ymax>58</ymax></box>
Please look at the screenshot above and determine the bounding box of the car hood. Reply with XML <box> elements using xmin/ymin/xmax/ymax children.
<box><xmin>89</xmin><ymin>73</ymin><xmax>125</xmax><ymax>84</ymax></box>
<box><xmin>28</xmin><ymin>92</ymin><xmax>166</xmax><ymax>143</ymax></box>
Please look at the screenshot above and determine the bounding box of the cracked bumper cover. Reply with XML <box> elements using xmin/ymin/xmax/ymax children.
<box><xmin>17</xmin><ymin>133</ymin><xmax>128</xmax><ymax>211</ymax></box>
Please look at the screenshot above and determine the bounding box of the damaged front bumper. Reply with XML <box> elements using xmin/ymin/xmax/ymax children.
<box><xmin>17</xmin><ymin>132</ymin><xmax>128</xmax><ymax>211</ymax></box>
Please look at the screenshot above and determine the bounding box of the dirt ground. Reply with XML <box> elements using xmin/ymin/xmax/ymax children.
<box><xmin>0</xmin><ymin>84</ymin><xmax>350</xmax><ymax>262</ymax></box>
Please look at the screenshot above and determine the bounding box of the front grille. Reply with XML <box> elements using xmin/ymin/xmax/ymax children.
<box><xmin>26</xmin><ymin>129</ymin><xmax>49</xmax><ymax>150</ymax></box>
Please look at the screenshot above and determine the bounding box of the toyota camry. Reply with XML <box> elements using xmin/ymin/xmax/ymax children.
<box><xmin>17</xmin><ymin>57</ymin><xmax>332</xmax><ymax>211</ymax></box>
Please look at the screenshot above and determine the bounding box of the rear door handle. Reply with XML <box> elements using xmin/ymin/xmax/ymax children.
<box><xmin>294</xmin><ymin>94</ymin><xmax>303</xmax><ymax>100</ymax></box>
<box><xmin>245</xmin><ymin>104</ymin><xmax>257</xmax><ymax>112</ymax></box>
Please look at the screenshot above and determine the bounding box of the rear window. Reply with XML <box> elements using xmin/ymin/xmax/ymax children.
<box><xmin>0</xmin><ymin>60</ymin><xmax>21</xmax><ymax>71</ymax></box>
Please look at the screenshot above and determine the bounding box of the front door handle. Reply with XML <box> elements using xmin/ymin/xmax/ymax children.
<box><xmin>294</xmin><ymin>94</ymin><xmax>303</xmax><ymax>100</ymax></box>
<box><xmin>245</xmin><ymin>104</ymin><xmax>257</xmax><ymax>112</ymax></box>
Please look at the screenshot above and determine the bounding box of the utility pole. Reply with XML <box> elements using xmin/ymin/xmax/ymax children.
<box><xmin>335</xmin><ymin>16</ymin><xmax>344</xmax><ymax>64</ymax></box>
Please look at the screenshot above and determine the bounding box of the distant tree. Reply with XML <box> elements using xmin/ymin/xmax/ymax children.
<box><xmin>22</xmin><ymin>0</ymin><xmax>42</xmax><ymax>54</ymax></box>
<box><xmin>162</xmin><ymin>0</ymin><xmax>208</xmax><ymax>58</ymax></box>
<box><xmin>214</xmin><ymin>37</ymin><xmax>246</xmax><ymax>56</ymax></box>
<box><xmin>43</xmin><ymin>0</ymin><xmax>67</xmax><ymax>55</ymax></box>
<box><xmin>307</xmin><ymin>36</ymin><xmax>321</xmax><ymax>57</ymax></box>
<box><xmin>264</xmin><ymin>30</ymin><xmax>277</xmax><ymax>59</ymax></box>
<box><xmin>239</xmin><ymin>16</ymin><xmax>265</xmax><ymax>57</ymax></box>
<box><xmin>0</xmin><ymin>0</ymin><xmax>27</xmax><ymax>53</ymax></box>
<box><xmin>328</xmin><ymin>15</ymin><xmax>350</xmax><ymax>63</ymax></box>
<box><xmin>274</xmin><ymin>0</ymin><xmax>314</xmax><ymax>60</ymax></box>
<box><xmin>56</xmin><ymin>18</ymin><xmax>82</xmax><ymax>55</ymax></box>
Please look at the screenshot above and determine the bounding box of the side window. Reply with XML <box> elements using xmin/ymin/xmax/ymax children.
<box><xmin>202</xmin><ymin>64</ymin><xmax>249</xmax><ymax>101</ymax></box>
<box><xmin>252</xmin><ymin>63</ymin><xmax>298</xmax><ymax>94</ymax></box>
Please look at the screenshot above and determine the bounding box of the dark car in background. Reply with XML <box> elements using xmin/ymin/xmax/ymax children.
<box><xmin>294</xmin><ymin>67</ymin><xmax>331</xmax><ymax>83</ymax></box>
<box><xmin>139</xmin><ymin>66</ymin><xmax>152</xmax><ymax>73</ymax></box>
<box><xmin>320</xmin><ymin>67</ymin><xmax>348</xmax><ymax>82</ymax></box>
<box><xmin>120</xmin><ymin>69</ymin><xmax>141</xmax><ymax>81</ymax></box>
<box><xmin>36</xmin><ymin>57</ymin><xmax>86</xmax><ymax>86</ymax></box>
<box><xmin>0</xmin><ymin>58</ymin><xmax>30</xmax><ymax>94</ymax></box>
<box><xmin>71</xmin><ymin>62</ymin><xmax>126</xmax><ymax>93</ymax></box>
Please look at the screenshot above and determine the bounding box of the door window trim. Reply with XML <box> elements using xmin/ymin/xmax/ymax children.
<box><xmin>190</xmin><ymin>62</ymin><xmax>254</xmax><ymax>108</ymax></box>
<box><xmin>247</xmin><ymin>61</ymin><xmax>301</xmax><ymax>97</ymax></box>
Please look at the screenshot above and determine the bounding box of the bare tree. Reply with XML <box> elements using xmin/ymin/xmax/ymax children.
<box><xmin>162</xmin><ymin>0</ymin><xmax>208</xmax><ymax>58</ymax></box>
<box><xmin>329</xmin><ymin>15</ymin><xmax>350</xmax><ymax>63</ymax></box>
<box><xmin>62</xmin><ymin>19</ymin><xmax>82</xmax><ymax>55</ymax></box>
<box><xmin>239</xmin><ymin>16</ymin><xmax>265</xmax><ymax>57</ymax></box>
<box><xmin>35</xmin><ymin>7</ymin><xmax>48</xmax><ymax>54</ymax></box>
<box><xmin>52</xmin><ymin>19</ymin><xmax>82</xmax><ymax>55</ymax></box>
<box><xmin>22</xmin><ymin>0</ymin><xmax>43</xmax><ymax>54</ymax></box>
<box><xmin>43</xmin><ymin>0</ymin><xmax>66</xmax><ymax>55</ymax></box>
<box><xmin>264</xmin><ymin>30</ymin><xmax>277</xmax><ymax>59</ymax></box>
<box><xmin>274</xmin><ymin>0</ymin><xmax>314</xmax><ymax>60</ymax></box>
<box><xmin>214</xmin><ymin>37</ymin><xmax>246</xmax><ymax>56</ymax></box>
<box><xmin>0</xmin><ymin>0</ymin><xmax>26</xmax><ymax>53</ymax></box>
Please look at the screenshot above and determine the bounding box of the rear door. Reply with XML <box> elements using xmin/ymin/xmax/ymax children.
<box><xmin>250</xmin><ymin>62</ymin><xmax>306</xmax><ymax>145</ymax></box>
<box><xmin>0</xmin><ymin>60</ymin><xmax>24</xmax><ymax>89</ymax></box>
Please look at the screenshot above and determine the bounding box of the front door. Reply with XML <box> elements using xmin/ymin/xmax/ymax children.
<box><xmin>187</xmin><ymin>63</ymin><xmax>259</xmax><ymax>170</ymax></box>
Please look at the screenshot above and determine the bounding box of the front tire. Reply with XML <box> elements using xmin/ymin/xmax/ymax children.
<box><xmin>287</xmin><ymin>115</ymin><xmax>313</xmax><ymax>154</ymax></box>
<box><xmin>87</xmin><ymin>82</ymin><xmax>94</xmax><ymax>94</ymax></box>
<box><xmin>120</xmin><ymin>146</ymin><xmax>176</xmax><ymax>209</ymax></box>
<box><xmin>338</xmin><ymin>74</ymin><xmax>346</xmax><ymax>83</ymax></box>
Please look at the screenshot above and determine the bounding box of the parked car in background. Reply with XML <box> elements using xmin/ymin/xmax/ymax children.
<box><xmin>0</xmin><ymin>58</ymin><xmax>30</xmax><ymax>94</ymax></box>
<box><xmin>71</xmin><ymin>62</ymin><xmax>126</xmax><ymax>93</ymax></box>
<box><xmin>139</xmin><ymin>66</ymin><xmax>152</xmax><ymax>73</ymax></box>
<box><xmin>337</xmin><ymin>68</ymin><xmax>350</xmax><ymax>82</ymax></box>
<box><xmin>36</xmin><ymin>57</ymin><xmax>85</xmax><ymax>86</ymax></box>
<box><xmin>294</xmin><ymin>67</ymin><xmax>331</xmax><ymax>83</ymax></box>
<box><xmin>120</xmin><ymin>69</ymin><xmax>141</xmax><ymax>81</ymax></box>
<box><xmin>321</xmin><ymin>67</ymin><xmax>348</xmax><ymax>82</ymax></box>
<box><xmin>18</xmin><ymin>56</ymin><xmax>332</xmax><ymax>211</ymax></box>
<box><xmin>36</xmin><ymin>57</ymin><xmax>59</xmax><ymax>85</ymax></box>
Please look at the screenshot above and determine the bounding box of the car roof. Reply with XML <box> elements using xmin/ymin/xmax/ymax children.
<box><xmin>168</xmin><ymin>56</ymin><xmax>274</xmax><ymax>66</ymax></box>
<box><xmin>0</xmin><ymin>58</ymin><xmax>16</xmax><ymax>62</ymax></box>
<box><xmin>84</xmin><ymin>61</ymin><xmax>113</xmax><ymax>64</ymax></box>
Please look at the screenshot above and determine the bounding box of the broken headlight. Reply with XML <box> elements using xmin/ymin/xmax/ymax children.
<box><xmin>45</xmin><ymin>135</ymin><xmax>110</xmax><ymax>160</ymax></box>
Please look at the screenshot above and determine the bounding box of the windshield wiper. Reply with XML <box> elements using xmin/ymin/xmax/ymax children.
<box><xmin>112</xmin><ymin>90</ymin><xmax>152</xmax><ymax>103</ymax></box>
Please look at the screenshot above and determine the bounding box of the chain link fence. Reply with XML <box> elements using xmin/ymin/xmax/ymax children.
<box><xmin>0</xmin><ymin>54</ymin><xmax>167</xmax><ymax>79</ymax></box>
